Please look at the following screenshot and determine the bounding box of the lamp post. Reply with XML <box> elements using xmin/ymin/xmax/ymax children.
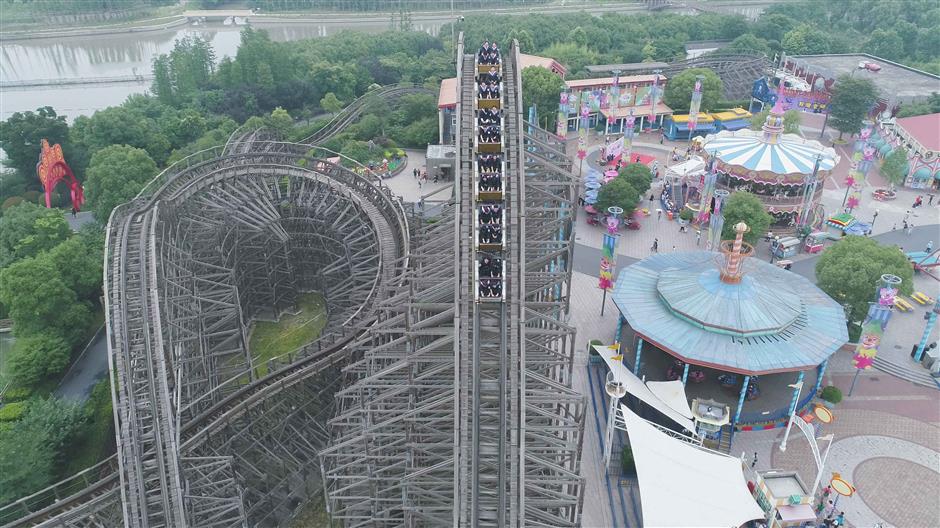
<box><xmin>604</xmin><ymin>371</ymin><xmax>628</xmax><ymax>468</ymax></box>
<box><xmin>871</xmin><ymin>209</ymin><xmax>879</xmax><ymax>232</ymax></box>
<box><xmin>778</xmin><ymin>380</ymin><xmax>804</xmax><ymax>452</ymax></box>
<box><xmin>811</xmin><ymin>434</ymin><xmax>835</xmax><ymax>496</ymax></box>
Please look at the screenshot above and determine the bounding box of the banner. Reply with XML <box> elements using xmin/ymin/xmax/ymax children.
<box><xmin>649</xmin><ymin>75</ymin><xmax>661</xmax><ymax>124</ymax></box>
<box><xmin>688</xmin><ymin>78</ymin><xmax>703</xmax><ymax>132</ymax></box>
<box><xmin>852</xmin><ymin>285</ymin><xmax>897</xmax><ymax>369</ymax></box>
<box><xmin>623</xmin><ymin>111</ymin><xmax>636</xmax><ymax>161</ymax></box>
<box><xmin>598</xmin><ymin>233</ymin><xmax>618</xmax><ymax>291</ymax></box>
<box><xmin>556</xmin><ymin>91</ymin><xmax>570</xmax><ymax>137</ymax></box>
<box><xmin>605</xmin><ymin>137</ymin><xmax>624</xmax><ymax>160</ymax></box>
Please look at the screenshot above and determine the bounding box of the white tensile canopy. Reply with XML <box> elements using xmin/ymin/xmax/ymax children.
<box><xmin>665</xmin><ymin>156</ymin><xmax>706</xmax><ymax>181</ymax></box>
<box><xmin>594</xmin><ymin>345</ymin><xmax>695</xmax><ymax>432</ymax></box>
<box><xmin>621</xmin><ymin>404</ymin><xmax>765</xmax><ymax>528</ymax></box>
<box><xmin>645</xmin><ymin>380</ymin><xmax>694</xmax><ymax>420</ymax></box>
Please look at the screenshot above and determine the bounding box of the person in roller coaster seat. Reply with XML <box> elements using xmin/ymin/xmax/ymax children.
<box><xmin>480</xmin><ymin>256</ymin><xmax>502</xmax><ymax>278</ymax></box>
<box><xmin>480</xmin><ymin>172</ymin><xmax>501</xmax><ymax>192</ymax></box>
<box><xmin>479</xmin><ymin>125</ymin><xmax>501</xmax><ymax>143</ymax></box>
<box><xmin>479</xmin><ymin>278</ymin><xmax>502</xmax><ymax>298</ymax></box>
<box><xmin>478</xmin><ymin>41</ymin><xmax>490</xmax><ymax>63</ymax></box>
<box><xmin>480</xmin><ymin>204</ymin><xmax>502</xmax><ymax>224</ymax></box>
<box><xmin>478</xmin><ymin>154</ymin><xmax>502</xmax><ymax>172</ymax></box>
<box><xmin>479</xmin><ymin>223</ymin><xmax>502</xmax><ymax>244</ymax></box>
<box><xmin>478</xmin><ymin>108</ymin><xmax>500</xmax><ymax>126</ymax></box>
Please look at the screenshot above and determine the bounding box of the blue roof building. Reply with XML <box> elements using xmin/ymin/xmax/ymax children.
<box><xmin>611</xmin><ymin>222</ymin><xmax>848</xmax><ymax>430</ymax></box>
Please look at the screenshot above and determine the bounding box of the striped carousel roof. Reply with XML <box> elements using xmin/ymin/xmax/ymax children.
<box><xmin>702</xmin><ymin>129</ymin><xmax>839</xmax><ymax>176</ymax></box>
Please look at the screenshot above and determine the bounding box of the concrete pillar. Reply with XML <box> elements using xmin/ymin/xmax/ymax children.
<box><xmin>439</xmin><ymin>109</ymin><xmax>445</xmax><ymax>145</ymax></box>
<box><xmin>787</xmin><ymin>371</ymin><xmax>805</xmax><ymax>418</ymax></box>
<box><xmin>614</xmin><ymin>315</ymin><xmax>624</xmax><ymax>344</ymax></box>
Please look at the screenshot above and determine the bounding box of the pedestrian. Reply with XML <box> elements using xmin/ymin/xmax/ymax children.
<box><xmin>657</xmin><ymin>209</ymin><xmax>662</xmax><ymax>221</ymax></box>
<box><xmin>892</xmin><ymin>223</ymin><xmax>897</xmax><ymax>231</ymax></box>
<box><xmin>930</xmin><ymin>193</ymin><xmax>936</xmax><ymax>205</ymax></box>
<box><xmin>751</xmin><ymin>451</ymin><xmax>757</xmax><ymax>468</ymax></box>
<box><xmin>660</xmin><ymin>132</ymin><xmax>665</xmax><ymax>144</ymax></box>
<box><xmin>696</xmin><ymin>230</ymin><xmax>701</xmax><ymax>246</ymax></box>
<box><xmin>907</xmin><ymin>222</ymin><xmax>914</xmax><ymax>235</ymax></box>
<box><xmin>648</xmin><ymin>193</ymin><xmax>654</xmax><ymax>205</ymax></box>
<box><xmin>651</xmin><ymin>238</ymin><xmax>659</xmax><ymax>253</ymax></box>
<box><xmin>927</xmin><ymin>240</ymin><xmax>934</xmax><ymax>252</ymax></box>
<box><xmin>672</xmin><ymin>244</ymin><xmax>676</xmax><ymax>252</ymax></box>
<box><xmin>835</xmin><ymin>512</ymin><xmax>844</xmax><ymax>526</ymax></box>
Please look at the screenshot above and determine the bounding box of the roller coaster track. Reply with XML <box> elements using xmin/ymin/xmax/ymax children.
<box><xmin>300</xmin><ymin>82</ymin><xmax>435</xmax><ymax>145</ymax></box>
<box><xmin>1</xmin><ymin>51</ymin><xmax>582</xmax><ymax>528</ymax></box>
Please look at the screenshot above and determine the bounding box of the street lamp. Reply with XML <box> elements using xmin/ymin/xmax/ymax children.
<box><xmin>778</xmin><ymin>380</ymin><xmax>804</xmax><ymax>452</ymax></box>
<box><xmin>871</xmin><ymin>209</ymin><xmax>879</xmax><ymax>232</ymax></box>
<box><xmin>770</xmin><ymin>235</ymin><xmax>780</xmax><ymax>263</ymax></box>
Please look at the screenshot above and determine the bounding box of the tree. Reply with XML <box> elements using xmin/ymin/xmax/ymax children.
<box><xmin>719</xmin><ymin>192</ymin><xmax>771</xmax><ymax>245</ymax></box>
<box><xmin>506</xmin><ymin>28</ymin><xmax>534</xmax><ymax>52</ymax></box>
<box><xmin>749</xmin><ymin>109</ymin><xmax>802</xmax><ymax>134</ymax></box>
<box><xmin>864</xmin><ymin>29</ymin><xmax>904</xmax><ymax>62</ymax></box>
<box><xmin>828</xmin><ymin>75</ymin><xmax>878</xmax><ymax>140</ymax></box>
<box><xmin>880</xmin><ymin>147</ymin><xmax>909</xmax><ymax>186</ymax></box>
<box><xmin>320</xmin><ymin>92</ymin><xmax>345</xmax><ymax>114</ymax></box>
<box><xmin>539</xmin><ymin>42</ymin><xmax>598</xmax><ymax>76</ymax></box>
<box><xmin>7</xmin><ymin>334</ymin><xmax>71</xmax><ymax>386</ymax></box>
<box><xmin>521</xmin><ymin>66</ymin><xmax>565</xmax><ymax>130</ymax></box>
<box><xmin>727</xmin><ymin>33</ymin><xmax>771</xmax><ymax>56</ymax></box>
<box><xmin>71</xmin><ymin>106</ymin><xmax>172</xmax><ymax>165</ymax></box>
<box><xmin>595</xmin><ymin>178</ymin><xmax>639</xmax><ymax>218</ymax></box>
<box><xmin>816</xmin><ymin>237</ymin><xmax>914</xmax><ymax>323</ymax></box>
<box><xmin>266</xmin><ymin>107</ymin><xmax>294</xmax><ymax>137</ymax></box>
<box><xmin>567</xmin><ymin>27</ymin><xmax>588</xmax><ymax>47</ymax></box>
<box><xmin>0</xmin><ymin>202</ymin><xmax>71</xmax><ymax>267</ymax></box>
<box><xmin>0</xmin><ymin>253</ymin><xmax>92</xmax><ymax>346</ymax></box>
<box><xmin>895</xmin><ymin>93</ymin><xmax>940</xmax><ymax>118</ymax></box>
<box><xmin>781</xmin><ymin>24</ymin><xmax>830</xmax><ymax>55</ymax></box>
<box><xmin>663</xmin><ymin>68</ymin><xmax>723</xmax><ymax>113</ymax></box>
<box><xmin>0</xmin><ymin>397</ymin><xmax>84</xmax><ymax>505</ymax></box>
<box><xmin>617</xmin><ymin>163</ymin><xmax>652</xmax><ymax>198</ymax></box>
<box><xmin>46</xmin><ymin>231</ymin><xmax>105</xmax><ymax>304</ymax></box>
<box><xmin>0</xmin><ymin>107</ymin><xmax>72</xmax><ymax>179</ymax></box>
<box><xmin>84</xmin><ymin>145</ymin><xmax>158</xmax><ymax>223</ymax></box>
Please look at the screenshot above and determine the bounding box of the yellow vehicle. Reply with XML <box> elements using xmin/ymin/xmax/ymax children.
<box><xmin>911</xmin><ymin>291</ymin><xmax>935</xmax><ymax>305</ymax></box>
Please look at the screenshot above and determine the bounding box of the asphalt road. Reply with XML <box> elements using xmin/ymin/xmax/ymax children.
<box><xmin>54</xmin><ymin>326</ymin><xmax>108</xmax><ymax>402</ymax></box>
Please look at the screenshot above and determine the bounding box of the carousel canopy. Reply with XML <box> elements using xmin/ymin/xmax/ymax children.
<box><xmin>702</xmin><ymin>129</ymin><xmax>839</xmax><ymax>176</ymax></box>
<box><xmin>612</xmin><ymin>252</ymin><xmax>848</xmax><ymax>375</ymax></box>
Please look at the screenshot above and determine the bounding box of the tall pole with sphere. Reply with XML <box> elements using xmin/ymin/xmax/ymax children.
<box><xmin>706</xmin><ymin>189</ymin><xmax>730</xmax><ymax>251</ymax></box>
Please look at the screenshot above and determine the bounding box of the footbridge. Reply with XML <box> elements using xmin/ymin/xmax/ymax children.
<box><xmin>0</xmin><ymin>41</ymin><xmax>584</xmax><ymax>527</ymax></box>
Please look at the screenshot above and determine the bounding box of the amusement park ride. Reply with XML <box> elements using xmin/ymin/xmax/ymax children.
<box><xmin>1</xmin><ymin>37</ymin><xmax>585</xmax><ymax>528</ymax></box>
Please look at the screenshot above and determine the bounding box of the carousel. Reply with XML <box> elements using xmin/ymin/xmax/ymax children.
<box><xmin>610</xmin><ymin>222</ymin><xmax>848</xmax><ymax>440</ymax></box>
<box><xmin>699</xmin><ymin>92</ymin><xmax>839</xmax><ymax>229</ymax></box>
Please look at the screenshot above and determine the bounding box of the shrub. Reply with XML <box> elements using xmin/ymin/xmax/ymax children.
<box><xmin>1</xmin><ymin>196</ymin><xmax>23</xmax><ymax>210</ymax></box>
<box><xmin>820</xmin><ymin>385</ymin><xmax>842</xmax><ymax>404</ymax></box>
<box><xmin>0</xmin><ymin>401</ymin><xmax>27</xmax><ymax>422</ymax></box>
<box><xmin>22</xmin><ymin>191</ymin><xmax>41</xmax><ymax>204</ymax></box>
<box><xmin>2</xmin><ymin>386</ymin><xmax>32</xmax><ymax>402</ymax></box>
<box><xmin>7</xmin><ymin>335</ymin><xmax>72</xmax><ymax>387</ymax></box>
<box><xmin>621</xmin><ymin>445</ymin><xmax>636</xmax><ymax>474</ymax></box>
<box><xmin>588</xmin><ymin>339</ymin><xmax>603</xmax><ymax>355</ymax></box>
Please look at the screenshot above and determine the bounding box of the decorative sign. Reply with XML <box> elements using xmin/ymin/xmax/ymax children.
<box><xmin>688</xmin><ymin>78</ymin><xmax>703</xmax><ymax>132</ymax></box>
<box><xmin>598</xmin><ymin>233</ymin><xmax>618</xmax><ymax>291</ymax></box>
<box><xmin>605</xmin><ymin>137</ymin><xmax>624</xmax><ymax>160</ymax></box>
<box><xmin>556</xmin><ymin>91</ymin><xmax>570</xmax><ymax>137</ymax></box>
<box><xmin>852</xmin><ymin>285</ymin><xmax>896</xmax><ymax>369</ymax></box>
<box><xmin>36</xmin><ymin>139</ymin><xmax>83</xmax><ymax>212</ymax></box>
<box><xmin>829</xmin><ymin>475</ymin><xmax>855</xmax><ymax>497</ymax></box>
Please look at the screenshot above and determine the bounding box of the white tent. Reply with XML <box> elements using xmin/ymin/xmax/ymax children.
<box><xmin>665</xmin><ymin>156</ymin><xmax>706</xmax><ymax>181</ymax></box>
<box><xmin>646</xmin><ymin>380</ymin><xmax>694</xmax><ymax>420</ymax></box>
<box><xmin>594</xmin><ymin>345</ymin><xmax>695</xmax><ymax>432</ymax></box>
<box><xmin>621</xmin><ymin>404</ymin><xmax>765</xmax><ymax>528</ymax></box>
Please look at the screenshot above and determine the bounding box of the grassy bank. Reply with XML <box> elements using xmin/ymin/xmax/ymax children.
<box><xmin>249</xmin><ymin>293</ymin><xmax>327</xmax><ymax>377</ymax></box>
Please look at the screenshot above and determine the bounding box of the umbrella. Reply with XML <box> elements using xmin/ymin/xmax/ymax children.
<box><xmin>585</xmin><ymin>181</ymin><xmax>601</xmax><ymax>190</ymax></box>
<box><xmin>584</xmin><ymin>204</ymin><xmax>598</xmax><ymax>214</ymax></box>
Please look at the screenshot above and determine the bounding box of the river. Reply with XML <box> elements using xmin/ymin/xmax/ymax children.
<box><xmin>0</xmin><ymin>19</ymin><xmax>423</xmax><ymax>121</ymax></box>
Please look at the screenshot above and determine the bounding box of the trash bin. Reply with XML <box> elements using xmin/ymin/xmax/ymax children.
<box><xmin>667</xmin><ymin>211</ymin><xmax>674</xmax><ymax>220</ymax></box>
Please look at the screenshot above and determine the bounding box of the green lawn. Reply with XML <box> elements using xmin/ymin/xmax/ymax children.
<box><xmin>249</xmin><ymin>293</ymin><xmax>327</xmax><ymax>378</ymax></box>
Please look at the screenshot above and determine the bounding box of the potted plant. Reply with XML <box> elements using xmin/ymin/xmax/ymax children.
<box><xmin>820</xmin><ymin>385</ymin><xmax>842</xmax><ymax>406</ymax></box>
<box><xmin>678</xmin><ymin>208</ymin><xmax>693</xmax><ymax>226</ymax></box>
